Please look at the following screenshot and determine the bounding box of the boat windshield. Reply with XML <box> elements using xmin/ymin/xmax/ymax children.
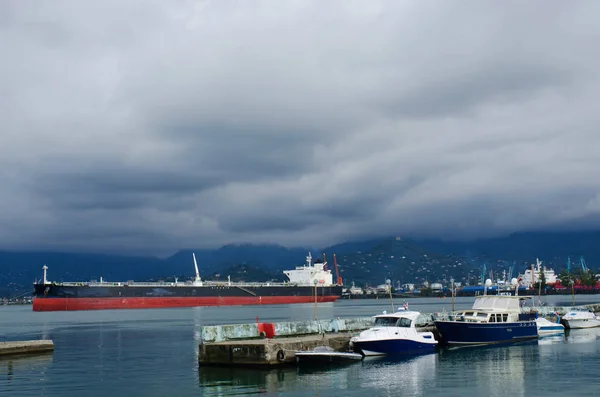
<box><xmin>373</xmin><ymin>317</ymin><xmax>412</xmax><ymax>327</ymax></box>
<box><xmin>374</xmin><ymin>317</ymin><xmax>400</xmax><ymax>327</ymax></box>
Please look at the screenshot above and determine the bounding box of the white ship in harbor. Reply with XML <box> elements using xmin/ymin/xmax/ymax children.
<box><xmin>283</xmin><ymin>252</ymin><xmax>334</xmax><ymax>286</ymax></box>
<box><xmin>342</xmin><ymin>281</ymin><xmax>364</xmax><ymax>295</ymax></box>
<box><xmin>518</xmin><ymin>258</ymin><xmax>557</xmax><ymax>288</ymax></box>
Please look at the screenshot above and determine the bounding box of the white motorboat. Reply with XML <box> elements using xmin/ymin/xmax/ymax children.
<box><xmin>535</xmin><ymin>317</ymin><xmax>564</xmax><ymax>336</ymax></box>
<box><xmin>561</xmin><ymin>310</ymin><xmax>600</xmax><ymax>329</ymax></box>
<box><xmin>350</xmin><ymin>308</ymin><xmax>438</xmax><ymax>356</ymax></box>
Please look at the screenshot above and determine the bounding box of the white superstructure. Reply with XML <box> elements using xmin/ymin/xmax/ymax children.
<box><xmin>519</xmin><ymin>258</ymin><xmax>558</xmax><ymax>287</ymax></box>
<box><xmin>283</xmin><ymin>252</ymin><xmax>334</xmax><ymax>286</ymax></box>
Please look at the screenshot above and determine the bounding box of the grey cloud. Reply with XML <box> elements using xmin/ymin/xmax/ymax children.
<box><xmin>1</xmin><ymin>1</ymin><xmax>600</xmax><ymax>254</ymax></box>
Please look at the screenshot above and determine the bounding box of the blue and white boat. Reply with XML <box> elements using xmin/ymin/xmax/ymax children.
<box><xmin>350</xmin><ymin>309</ymin><xmax>438</xmax><ymax>356</ymax></box>
<box><xmin>434</xmin><ymin>294</ymin><xmax>538</xmax><ymax>346</ymax></box>
<box><xmin>536</xmin><ymin>317</ymin><xmax>565</xmax><ymax>336</ymax></box>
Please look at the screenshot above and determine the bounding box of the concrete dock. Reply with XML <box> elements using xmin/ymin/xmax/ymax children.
<box><xmin>199</xmin><ymin>331</ymin><xmax>359</xmax><ymax>366</ymax></box>
<box><xmin>0</xmin><ymin>340</ymin><xmax>54</xmax><ymax>357</ymax></box>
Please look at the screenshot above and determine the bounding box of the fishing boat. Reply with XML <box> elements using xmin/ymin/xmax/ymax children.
<box><xmin>434</xmin><ymin>279</ymin><xmax>538</xmax><ymax>346</ymax></box>
<box><xmin>32</xmin><ymin>252</ymin><xmax>343</xmax><ymax>311</ymax></box>
<box><xmin>349</xmin><ymin>308</ymin><xmax>438</xmax><ymax>356</ymax></box>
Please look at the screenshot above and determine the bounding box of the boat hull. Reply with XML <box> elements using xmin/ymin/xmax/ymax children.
<box><xmin>354</xmin><ymin>339</ymin><xmax>437</xmax><ymax>356</ymax></box>
<box><xmin>434</xmin><ymin>320</ymin><xmax>538</xmax><ymax>345</ymax></box>
<box><xmin>537</xmin><ymin>325</ymin><xmax>565</xmax><ymax>336</ymax></box>
<box><xmin>536</xmin><ymin>318</ymin><xmax>565</xmax><ymax>336</ymax></box>
<box><xmin>562</xmin><ymin>318</ymin><xmax>600</xmax><ymax>329</ymax></box>
<box><xmin>32</xmin><ymin>284</ymin><xmax>342</xmax><ymax>311</ymax></box>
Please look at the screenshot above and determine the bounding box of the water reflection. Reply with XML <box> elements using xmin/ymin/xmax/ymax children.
<box><xmin>197</xmin><ymin>353</ymin><xmax>439</xmax><ymax>396</ymax></box>
<box><xmin>436</xmin><ymin>344</ymin><xmax>532</xmax><ymax>397</ymax></box>
<box><xmin>564</xmin><ymin>327</ymin><xmax>600</xmax><ymax>344</ymax></box>
<box><xmin>358</xmin><ymin>353</ymin><xmax>437</xmax><ymax>396</ymax></box>
<box><xmin>537</xmin><ymin>334</ymin><xmax>565</xmax><ymax>345</ymax></box>
<box><xmin>198</xmin><ymin>366</ymin><xmax>298</xmax><ymax>396</ymax></box>
<box><xmin>0</xmin><ymin>353</ymin><xmax>53</xmax><ymax>393</ymax></box>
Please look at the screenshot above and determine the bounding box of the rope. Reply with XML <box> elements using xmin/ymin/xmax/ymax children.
<box><xmin>6</xmin><ymin>289</ymin><xmax>34</xmax><ymax>301</ymax></box>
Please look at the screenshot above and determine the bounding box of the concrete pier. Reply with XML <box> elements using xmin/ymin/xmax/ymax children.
<box><xmin>199</xmin><ymin>332</ymin><xmax>357</xmax><ymax>367</ymax></box>
<box><xmin>0</xmin><ymin>340</ymin><xmax>54</xmax><ymax>357</ymax></box>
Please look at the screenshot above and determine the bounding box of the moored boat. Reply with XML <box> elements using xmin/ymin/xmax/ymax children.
<box><xmin>434</xmin><ymin>282</ymin><xmax>538</xmax><ymax>346</ymax></box>
<box><xmin>350</xmin><ymin>308</ymin><xmax>438</xmax><ymax>356</ymax></box>
<box><xmin>535</xmin><ymin>317</ymin><xmax>565</xmax><ymax>336</ymax></box>
<box><xmin>32</xmin><ymin>252</ymin><xmax>343</xmax><ymax>312</ymax></box>
<box><xmin>561</xmin><ymin>310</ymin><xmax>600</xmax><ymax>329</ymax></box>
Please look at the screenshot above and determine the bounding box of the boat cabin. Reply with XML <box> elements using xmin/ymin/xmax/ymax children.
<box><xmin>450</xmin><ymin>295</ymin><xmax>533</xmax><ymax>323</ymax></box>
<box><xmin>371</xmin><ymin>309</ymin><xmax>421</xmax><ymax>328</ymax></box>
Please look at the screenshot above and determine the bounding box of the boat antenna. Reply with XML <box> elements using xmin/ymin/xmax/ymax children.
<box><xmin>386</xmin><ymin>279</ymin><xmax>394</xmax><ymax>312</ymax></box>
<box><xmin>192</xmin><ymin>253</ymin><xmax>201</xmax><ymax>283</ymax></box>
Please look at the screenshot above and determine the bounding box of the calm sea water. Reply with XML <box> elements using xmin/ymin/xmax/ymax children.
<box><xmin>1</xmin><ymin>296</ymin><xmax>600</xmax><ymax>396</ymax></box>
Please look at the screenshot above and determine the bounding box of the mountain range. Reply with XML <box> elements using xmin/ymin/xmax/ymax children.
<box><xmin>1</xmin><ymin>230</ymin><xmax>599</xmax><ymax>297</ymax></box>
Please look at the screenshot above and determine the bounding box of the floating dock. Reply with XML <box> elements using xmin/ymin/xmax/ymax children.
<box><xmin>0</xmin><ymin>340</ymin><xmax>54</xmax><ymax>357</ymax></box>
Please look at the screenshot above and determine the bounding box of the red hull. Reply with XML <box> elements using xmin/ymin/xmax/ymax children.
<box><xmin>32</xmin><ymin>296</ymin><xmax>339</xmax><ymax>312</ymax></box>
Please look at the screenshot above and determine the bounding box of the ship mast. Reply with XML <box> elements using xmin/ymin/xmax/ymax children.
<box><xmin>42</xmin><ymin>265</ymin><xmax>49</xmax><ymax>285</ymax></box>
<box><xmin>192</xmin><ymin>253</ymin><xmax>203</xmax><ymax>286</ymax></box>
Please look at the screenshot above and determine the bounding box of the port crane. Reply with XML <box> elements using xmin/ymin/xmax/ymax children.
<box><xmin>333</xmin><ymin>254</ymin><xmax>343</xmax><ymax>285</ymax></box>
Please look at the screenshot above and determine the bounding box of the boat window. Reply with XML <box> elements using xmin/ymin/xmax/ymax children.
<box><xmin>476</xmin><ymin>313</ymin><xmax>488</xmax><ymax>319</ymax></box>
<box><xmin>502</xmin><ymin>314</ymin><xmax>508</xmax><ymax>322</ymax></box>
<box><xmin>398</xmin><ymin>318</ymin><xmax>412</xmax><ymax>328</ymax></box>
<box><xmin>374</xmin><ymin>317</ymin><xmax>398</xmax><ymax>327</ymax></box>
<box><xmin>489</xmin><ymin>315</ymin><xmax>495</xmax><ymax>322</ymax></box>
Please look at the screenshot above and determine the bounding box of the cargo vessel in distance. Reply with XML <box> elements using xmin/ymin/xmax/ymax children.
<box><xmin>32</xmin><ymin>252</ymin><xmax>343</xmax><ymax>312</ymax></box>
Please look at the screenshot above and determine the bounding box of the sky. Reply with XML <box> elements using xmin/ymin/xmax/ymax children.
<box><xmin>1</xmin><ymin>0</ymin><xmax>600</xmax><ymax>255</ymax></box>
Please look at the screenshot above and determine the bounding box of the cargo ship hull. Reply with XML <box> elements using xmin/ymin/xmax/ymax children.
<box><xmin>32</xmin><ymin>284</ymin><xmax>343</xmax><ymax>312</ymax></box>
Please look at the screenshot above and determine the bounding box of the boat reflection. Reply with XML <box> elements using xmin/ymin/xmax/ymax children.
<box><xmin>197</xmin><ymin>353</ymin><xmax>438</xmax><ymax>396</ymax></box>
<box><xmin>438</xmin><ymin>344</ymin><xmax>528</xmax><ymax>397</ymax></box>
<box><xmin>537</xmin><ymin>334</ymin><xmax>565</xmax><ymax>345</ymax></box>
<box><xmin>564</xmin><ymin>327</ymin><xmax>600</xmax><ymax>344</ymax></box>
<box><xmin>358</xmin><ymin>353</ymin><xmax>438</xmax><ymax>395</ymax></box>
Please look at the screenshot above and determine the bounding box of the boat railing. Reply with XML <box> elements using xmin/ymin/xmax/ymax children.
<box><xmin>47</xmin><ymin>280</ymin><xmax>332</xmax><ymax>288</ymax></box>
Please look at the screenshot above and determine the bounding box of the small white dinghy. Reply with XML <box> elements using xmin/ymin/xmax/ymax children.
<box><xmin>294</xmin><ymin>346</ymin><xmax>363</xmax><ymax>364</ymax></box>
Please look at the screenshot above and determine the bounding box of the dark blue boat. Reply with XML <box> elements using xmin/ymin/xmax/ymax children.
<box><xmin>434</xmin><ymin>295</ymin><xmax>538</xmax><ymax>346</ymax></box>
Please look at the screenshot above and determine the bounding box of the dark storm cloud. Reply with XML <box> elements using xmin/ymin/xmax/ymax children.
<box><xmin>2</xmin><ymin>0</ymin><xmax>600</xmax><ymax>254</ymax></box>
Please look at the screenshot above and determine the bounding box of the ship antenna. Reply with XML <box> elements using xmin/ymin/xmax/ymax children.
<box><xmin>192</xmin><ymin>253</ymin><xmax>202</xmax><ymax>283</ymax></box>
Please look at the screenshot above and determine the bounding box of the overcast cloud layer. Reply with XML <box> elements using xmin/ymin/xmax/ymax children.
<box><xmin>2</xmin><ymin>0</ymin><xmax>600</xmax><ymax>254</ymax></box>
